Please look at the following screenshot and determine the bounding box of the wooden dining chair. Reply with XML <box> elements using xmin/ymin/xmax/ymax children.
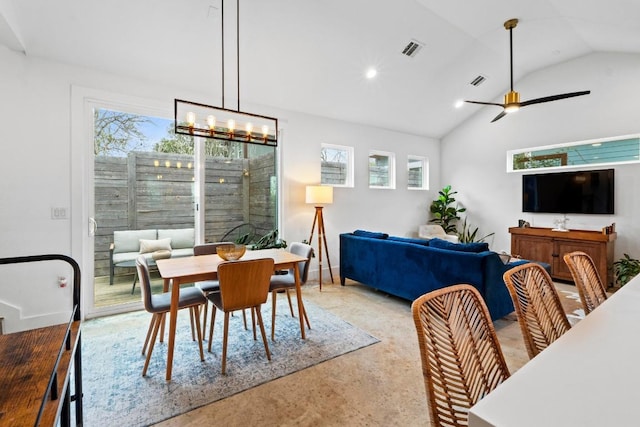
<box><xmin>207</xmin><ymin>258</ymin><xmax>274</xmax><ymax>374</ymax></box>
<box><xmin>136</xmin><ymin>256</ymin><xmax>207</xmax><ymax>377</ymax></box>
<box><xmin>194</xmin><ymin>242</ymin><xmax>235</xmax><ymax>333</ymax></box>
<box><xmin>503</xmin><ymin>262</ymin><xmax>571</xmax><ymax>359</ymax></box>
<box><xmin>412</xmin><ymin>284</ymin><xmax>511</xmax><ymax>427</ymax></box>
<box><xmin>269</xmin><ymin>242</ymin><xmax>314</xmax><ymax>340</ymax></box>
<box><xmin>563</xmin><ymin>251</ymin><xmax>608</xmax><ymax>315</ymax></box>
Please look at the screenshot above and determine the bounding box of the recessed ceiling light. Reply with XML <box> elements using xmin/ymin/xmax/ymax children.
<box><xmin>454</xmin><ymin>100</ymin><xmax>464</xmax><ymax>109</ymax></box>
<box><xmin>365</xmin><ymin>68</ymin><xmax>377</xmax><ymax>79</ymax></box>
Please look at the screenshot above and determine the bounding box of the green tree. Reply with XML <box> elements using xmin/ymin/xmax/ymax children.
<box><xmin>94</xmin><ymin>109</ymin><xmax>151</xmax><ymax>156</ymax></box>
<box><xmin>154</xmin><ymin>124</ymin><xmax>243</xmax><ymax>158</ymax></box>
<box><xmin>154</xmin><ymin>129</ymin><xmax>195</xmax><ymax>154</ymax></box>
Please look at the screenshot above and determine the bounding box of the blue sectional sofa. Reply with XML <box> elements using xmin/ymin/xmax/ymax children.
<box><xmin>339</xmin><ymin>230</ymin><xmax>529</xmax><ymax>320</ymax></box>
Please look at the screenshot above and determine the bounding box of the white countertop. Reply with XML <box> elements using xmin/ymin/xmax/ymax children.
<box><xmin>469</xmin><ymin>276</ymin><xmax>640</xmax><ymax>427</ymax></box>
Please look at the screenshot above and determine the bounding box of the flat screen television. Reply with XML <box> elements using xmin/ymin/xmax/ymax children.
<box><xmin>522</xmin><ymin>169</ymin><xmax>614</xmax><ymax>214</ymax></box>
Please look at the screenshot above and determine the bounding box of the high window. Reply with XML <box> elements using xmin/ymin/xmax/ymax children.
<box><xmin>369</xmin><ymin>150</ymin><xmax>395</xmax><ymax>189</ymax></box>
<box><xmin>407</xmin><ymin>155</ymin><xmax>428</xmax><ymax>190</ymax></box>
<box><xmin>321</xmin><ymin>143</ymin><xmax>354</xmax><ymax>187</ymax></box>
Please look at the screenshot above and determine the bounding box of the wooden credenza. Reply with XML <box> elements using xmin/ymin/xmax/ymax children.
<box><xmin>509</xmin><ymin>227</ymin><xmax>616</xmax><ymax>286</ymax></box>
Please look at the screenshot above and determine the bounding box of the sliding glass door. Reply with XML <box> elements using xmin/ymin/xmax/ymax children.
<box><xmin>89</xmin><ymin>104</ymin><xmax>278</xmax><ymax>315</ymax></box>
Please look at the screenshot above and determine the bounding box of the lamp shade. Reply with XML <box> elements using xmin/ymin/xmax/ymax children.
<box><xmin>306</xmin><ymin>185</ymin><xmax>333</xmax><ymax>205</ymax></box>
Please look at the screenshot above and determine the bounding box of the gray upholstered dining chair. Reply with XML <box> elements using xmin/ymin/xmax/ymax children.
<box><xmin>207</xmin><ymin>258</ymin><xmax>274</xmax><ymax>374</ymax></box>
<box><xmin>268</xmin><ymin>242</ymin><xmax>314</xmax><ymax>340</ymax></box>
<box><xmin>136</xmin><ymin>256</ymin><xmax>207</xmax><ymax>377</ymax></box>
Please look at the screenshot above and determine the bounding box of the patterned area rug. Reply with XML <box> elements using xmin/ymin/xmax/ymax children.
<box><xmin>554</xmin><ymin>282</ymin><xmax>586</xmax><ymax>322</ymax></box>
<box><xmin>81</xmin><ymin>299</ymin><xmax>379</xmax><ymax>426</ymax></box>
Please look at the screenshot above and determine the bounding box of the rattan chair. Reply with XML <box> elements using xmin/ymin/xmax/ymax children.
<box><xmin>136</xmin><ymin>256</ymin><xmax>206</xmax><ymax>377</ymax></box>
<box><xmin>503</xmin><ymin>262</ymin><xmax>571</xmax><ymax>359</ymax></box>
<box><xmin>207</xmin><ymin>258</ymin><xmax>274</xmax><ymax>374</ymax></box>
<box><xmin>563</xmin><ymin>251</ymin><xmax>607</xmax><ymax>315</ymax></box>
<box><xmin>411</xmin><ymin>284</ymin><xmax>510</xmax><ymax>427</ymax></box>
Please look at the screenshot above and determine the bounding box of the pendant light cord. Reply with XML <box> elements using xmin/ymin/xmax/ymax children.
<box><xmin>221</xmin><ymin>0</ymin><xmax>225</xmax><ymax>108</ymax></box>
<box><xmin>237</xmin><ymin>0</ymin><xmax>240</xmax><ymax>111</ymax></box>
<box><xmin>220</xmin><ymin>0</ymin><xmax>241</xmax><ymax>111</ymax></box>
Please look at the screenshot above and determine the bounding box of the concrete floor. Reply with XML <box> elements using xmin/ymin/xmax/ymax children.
<box><xmin>155</xmin><ymin>280</ymin><xmax>581</xmax><ymax>427</ymax></box>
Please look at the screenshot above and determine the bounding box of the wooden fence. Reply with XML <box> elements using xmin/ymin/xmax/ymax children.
<box><xmin>94</xmin><ymin>151</ymin><xmax>276</xmax><ymax>277</ymax></box>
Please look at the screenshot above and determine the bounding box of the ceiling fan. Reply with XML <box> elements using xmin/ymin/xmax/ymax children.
<box><xmin>465</xmin><ymin>18</ymin><xmax>590</xmax><ymax>122</ymax></box>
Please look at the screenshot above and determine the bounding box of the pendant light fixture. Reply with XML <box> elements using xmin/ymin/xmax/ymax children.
<box><xmin>174</xmin><ymin>0</ymin><xmax>278</xmax><ymax>146</ymax></box>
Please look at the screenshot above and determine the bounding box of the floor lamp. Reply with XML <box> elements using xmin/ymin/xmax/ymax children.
<box><xmin>306</xmin><ymin>185</ymin><xmax>334</xmax><ymax>291</ymax></box>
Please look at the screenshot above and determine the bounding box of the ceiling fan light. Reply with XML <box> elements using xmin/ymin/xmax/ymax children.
<box><xmin>503</xmin><ymin>90</ymin><xmax>520</xmax><ymax>113</ymax></box>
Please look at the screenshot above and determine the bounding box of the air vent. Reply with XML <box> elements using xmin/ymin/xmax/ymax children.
<box><xmin>469</xmin><ymin>75</ymin><xmax>487</xmax><ymax>86</ymax></box>
<box><xmin>401</xmin><ymin>39</ymin><xmax>424</xmax><ymax>58</ymax></box>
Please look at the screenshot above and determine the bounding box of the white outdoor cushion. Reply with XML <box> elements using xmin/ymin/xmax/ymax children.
<box><xmin>158</xmin><ymin>228</ymin><xmax>194</xmax><ymax>249</ymax></box>
<box><xmin>139</xmin><ymin>238</ymin><xmax>172</xmax><ymax>254</ymax></box>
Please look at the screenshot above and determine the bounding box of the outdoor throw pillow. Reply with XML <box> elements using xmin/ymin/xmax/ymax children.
<box><xmin>139</xmin><ymin>238</ymin><xmax>172</xmax><ymax>254</ymax></box>
<box><xmin>429</xmin><ymin>238</ymin><xmax>488</xmax><ymax>253</ymax></box>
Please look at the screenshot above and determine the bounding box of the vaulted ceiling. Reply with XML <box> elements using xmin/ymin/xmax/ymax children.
<box><xmin>1</xmin><ymin>0</ymin><xmax>638</xmax><ymax>138</ymax></box>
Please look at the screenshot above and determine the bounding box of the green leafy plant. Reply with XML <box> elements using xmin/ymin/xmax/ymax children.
<box><xmin>457</xmin><ymin>218</ymin><xmax>495</xmax><ymax>243</ymax></box>
<box><xmin>251</xmin><ymin>229</ymin><xmax>287</xmax><ymax>250</ymax></box>
<box><xmin>613</xmin><ymin>253</ymin><xmax>640</xmax><ymax>286</ymax></box>
<box><xmin>429</xmin><ymin>185</ymin><xmax>466</xmax><ymax>234</ymax></box>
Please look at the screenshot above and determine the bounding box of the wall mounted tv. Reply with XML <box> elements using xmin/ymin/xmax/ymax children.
<box><xmin>522</xmin><ymin>169</ymin><xmax>614</xmax><ymax>215</ymax></box>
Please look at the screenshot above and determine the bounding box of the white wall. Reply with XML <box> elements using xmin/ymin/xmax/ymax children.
<box><xmin>0</xmin><ymin>46</ymin><xmax>439</xmax><ymax>331</ymax></box>
<box><xmin>442</xmin><ymin>52</ymin><xmax>640</xmax><ymax>258</ymax></box>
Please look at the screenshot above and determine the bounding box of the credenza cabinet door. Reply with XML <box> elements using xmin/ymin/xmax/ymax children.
<box><xmin>512</xmin><ymin>235</ymin><xmax>554</xmax><ymax>266</ymax></box>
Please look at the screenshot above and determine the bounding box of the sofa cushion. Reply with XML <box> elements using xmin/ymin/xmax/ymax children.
<box><xmin>429</xmin><ymin>238</ymin><xmax>489</xmax><ymax>253</ymax></box>
<box><xmin>171</xmin><ymin>247</ymin><xmax>195</xmax><ymax>258</ymax></box>
<box><xmin>113</xmin><ymin>229</ymin><xmax>157</xmax><ymax>254</ymax></box>
<box><xmin>353</xmin><ymin>229</ymin><xmax>389</xmax><ymax>239</ymax></box>
<box><xmin>139</xmin><ymin>238</ymin><xmax>172</xmax><ymax>254</ymax></box>
<box><xmin>158</xmin><ymin>228</ymin><xmax>195</xmax><ymax>249</ymax></box>
<box><xmin>386</xmin><ymin>236</ymin><xmax>430</xmax><ymax>246</ymax></box>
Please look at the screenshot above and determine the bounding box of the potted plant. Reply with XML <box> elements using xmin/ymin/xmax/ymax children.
<box><xmin>613</xmin><ymin>253</ymin><xmax>640</xmax><ymax>287</ymax></box>
<box><xmin>457</xmin><ymin>218</ymin><xmax>495</xmax><ymax>243</ymax></box>
<box><xmin>429</xmin><ymin>185</ymin><xmax>466</xmax><ymax>234</ymax></box>
<box><xmin>251</xmin><ymin>229</ymin><xmax>287</xmax><ymax>250</ymax></box>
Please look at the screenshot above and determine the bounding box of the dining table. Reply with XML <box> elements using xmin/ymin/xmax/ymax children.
<box><xmin>468</xmin><ymin>273</ymin><xmax>640</xmax><ymax>426</ymax></box>
<box><xmin>156</xmin><ymin>248</ymin><xmax>308</xmax><ymax>381</ymax></box>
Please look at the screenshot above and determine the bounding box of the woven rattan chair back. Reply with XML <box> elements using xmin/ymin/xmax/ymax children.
<box><xmin>503</xmin><ymin>263</ymin><xmax>571</xmax><ymax>359</ymax></box>
<box><xmin>411</xmin><ymin>284</ymin><xmax>510</xmax><ymax>427</ymax></box>
<box><xmin>563</xmin><ymin>251</ymin><xmax>607</xmax><ymax>315</ymax></box>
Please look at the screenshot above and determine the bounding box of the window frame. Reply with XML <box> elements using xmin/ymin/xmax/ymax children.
<box><xmin>320</xmin><ymin>143</ymin><xmax>354</xmax><ymax>188</ymax></box>
<box><xmin>368</xmin><ymin>150</ymin><xmax>396</xmax><ymax>189</ymax></box>
<box><xmin>407</xmin><ymin>155</ymin><xmax>429</xmax><ymax>190</ymax></box>
<box><xmin>507</xmin><ymin>133</ymin><xmax>640</xmax><ymax>173</ymax></box>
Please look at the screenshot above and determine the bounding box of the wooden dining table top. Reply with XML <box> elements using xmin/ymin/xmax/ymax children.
<box><xmin>156</xmin><ymin>248</ymin><xmax>306</xmax><ymax>282</ymax></box>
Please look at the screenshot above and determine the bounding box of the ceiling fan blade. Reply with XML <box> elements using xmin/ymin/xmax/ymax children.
<box><xmin>491</xmin><ymin>111</ymin><xmax>507</xmax><ymax>122</ymax></box>
<box><xmin>520</xmin><ymin>90</ymin><xmax>591</xmax><ymax>107</ymax></box>
<box><xmin>465</xmin><ymin>100</ymin><xmax>505</xmax><ymax>107</ymax></box>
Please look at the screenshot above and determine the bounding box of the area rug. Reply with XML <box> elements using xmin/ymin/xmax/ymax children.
<box><xmin>554</xmin><ymin>282</ymin><xmax>586</xmax><ymax>322</ymax></box>
<box><xmin>81</xmin><ymin>300</ymin><xmax>379</xmax><ymax>426</ymax></box>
